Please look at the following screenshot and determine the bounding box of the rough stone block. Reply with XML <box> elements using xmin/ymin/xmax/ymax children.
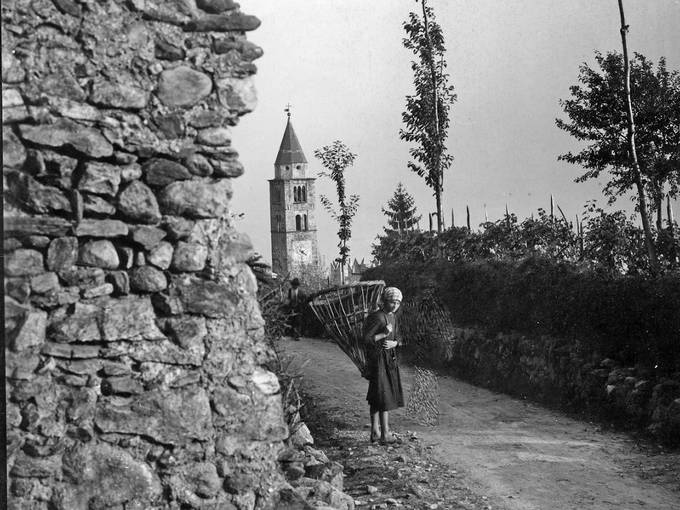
<box><xmin>197</xmin><ymin>0</ymin><xmax>239</xmax><ymax>14</ymax></box>
<box><xmin>50</xmin><ymin>302</ymin><xmax>101</xmax><ymax>343</ymax></box>
<box><xmin>143</xmin><ymin>158</ymin><xmax>192</xmax><ymax>187</ymax></box>
<box><xmin>8</xmin><ymin>173</ymin><xmax>72</xmax><ymax>214</ymax></box>
<box><xmin>19</xmin><ymin>118</ymin><xmax>113</xmax><ymax>158</ymax></box>
<box><xmin>109</xmin><ymin>338</ymin><xmax>204</xmax><ymax>366</ymax></box>
<box><xmin>82</xmin><ymin>194</ymin><xmax>117</xmax><ymax>216</ymax></box>
<box><xmin>5</xmin><ymin>216</ymin><xmax>72</xmax><ymax>238</ymax></box>
<box><xmin>30</xmin><ymin>272</ymin><xmax>60</xmax><ymax>294</ymax></box>
<box><xmin>30</xmin><ymin>287</ymin><xmax>81</xmax><ymax>308</ymax></box>
<box><xmin>155</xmin><ymin>38</ymin><xmax>186</xmax><ymax>61</ymax></box>
<box><xmin>77</xmin><ymin>162</ymin><xmax>122</xmax><ymax>197</ymax></box>
<box><xmin>208</xmin><ymin>156</ymin><xmax>244</xmax><ymax>177</ymax></box>
<box><xmin>120</xmin><ymin>163</ymin><xmax>142</xmax><ymax>181</ymax></box>
<box><xmin>251</xmin><ymin>367</ymin><xmax>280</xmax><ymax>395</ymax></box>
<box><xmin>156</xmin><ymin>66</ymin><xmax>212</xmax><ymax>107</ymax></box>
<box><xmin>148</xmin><ymin>241</ymin><xmax>174</xmax><ymax>270</ymax></box>
<box><xmin>216</xmin><ymin>76</ymin><xmax>257</xmax><ymax>115</ymax></box>
<box><xmin>5</xmin><ymin>278</ymin><xmax>31</xmax><ymax>303</ymax></box>
<box><xmin>5</xmin><ymin>249</ymin><xmax>44</xmax><ymax>276</ymax></box>
<box><xmin>60</xmin><ymin>442</ymin><xmax>162</xmax><ymax>508</ymax></box>
<box><xmin>163</xmin><ymin>216</ymin><xmax>195</xmax><ymax>241</ymax></box>
<box><xmin>182</xmin><ymin>151</ymin><xmax>213</xmax><ymax>177</ymax></box>
<box><xmin>171</xmin><ymin>241</ymin><xmax>207</xmax><ymax>272</ymax></box>
<box><xmin>3</xmin><ymin>126</ymin><xmax>26</xmax><ymax>169</ymax></box>
<box><xmin>58</xmin><ymin>266</ymin><xmax>106</xmax><ymax>287</ymax></box>
<box><xmin>78</xmin><ymin>239</ymin><xmax>120</xmax><ymax>269</ymax></box>
<box><xmin>74</xmin><ymin>219</ymin><xmax>128</xmax><ymax>237</ymax></box>
<box><xmin>95</xmin><ymin>387</ymin><xmax>213</xmax><ymax>444</ymax></box>
<box><xmin>6</xmin><ymin>350</ymin><xmax>41</xmax><ymax>379</ymax></box>
<box><xmin>184</xmin><ymin>12</ymin><xmax>261</xmax><ymax>32</ymax></box>
<box><xmin>213</xmin><ymin>39</ymin><xmax>263</xmax><ymax>61</ymax></box>
<box><xmin>168</xmin><ymin>462</ymin><xmax>221</xmax><ymax>499</ymax></box>
<box><xmin>196</xmin><ymin>126</ymin><xmax>231</xmax><ymax>146</ymax></box>
<box><xmin>40</xmin><ymin>342</ymin><xmax>101</xmax><ymax>359</ymax></box>
<box><xmin>10</xmin><ymin>453</ymin><xmax>61</xmax><ymax>479</ymax></box>
<box><xmin>26</xmin><ymin>235</ymin><xmax>51</xmax><ymax>249</ymax></box>
<box><xmin>166</xmin><ymin>316</ymin><xmax>208</xmax><ymax>350</ymax></box>
<box><xmin>106</xmin><ymin>270</ymin><xmax>130</xmax><ymax>295</ymax></box>
<box><xmin>158</xmin><ymin>178</ymin><xmax>232</xmax><ymax>219</ymax></box>
<box><xmin>9</xmin><ymin>310</ymin><xmax>47</xmax><ymax>351</ymax></box>
<box><xmin>129</xmin><ymin>265</ymin><xmax>168</xmax><ymax>293</ymax></box>
<box><xmin>172</xmin><ymin>275</ymin><xmax>238</xmax><ymax>318</ymax></box>
<box><xmin>82</xmin><ymin>283</ymin><xmax>114</xmax><ymax>299</ymax></box>
<box><xmin>100</xmin><ymin>296</ymin><xmax>166</xmax><ymax>341</ymax></box>
<box><xmin>52</xmin><ymin>0</ymin><xmax>82</xmax><ymax>17</ymax></box>
<box><xmin>90</xmin><ymin>80</ymin><xmax>150</xmax><ymax>110</ymax></box>
<box><xmin>130</xmin><ymin>225</ymin><xmax>167</xmax><ymax>250</ymax></box>
<box><xmin>101</xmin><ymin>376</ymin><xmax>144</xmax><ymax>396</ymax></box>
<box><xmin>47</xmin><ymin>236</ymin><xmax>78</xmax><ymax>272</ymax></box>
<box><xmin>118</xmin><ymin>180</ymin><xmax>162</xmax><ymax>224</ymax></box>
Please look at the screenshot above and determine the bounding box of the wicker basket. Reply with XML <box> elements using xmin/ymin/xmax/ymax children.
<box><xmin>308</xmin><ymin>280</ymin><xmax>385</xmax><ymax>378</ymax></box>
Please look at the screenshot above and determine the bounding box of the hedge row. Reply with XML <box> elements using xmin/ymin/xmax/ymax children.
<box><xmin>364</xmin><ymin>256</ymin><xmax>680</xmax><ymax>372</ymax></box>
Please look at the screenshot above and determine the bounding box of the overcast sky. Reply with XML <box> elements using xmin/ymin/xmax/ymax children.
<box><xmin>231</xmin><ymin>0</ymin><xmax>680</xmax><ymax>267</ymax></box>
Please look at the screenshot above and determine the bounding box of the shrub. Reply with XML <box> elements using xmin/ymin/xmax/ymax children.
<box><xmin>365</xmin><ymin>256</ymin><xmax>680</xmax><ymax>372</ymax></box>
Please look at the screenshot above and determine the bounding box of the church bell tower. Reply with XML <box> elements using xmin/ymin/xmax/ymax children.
<box><xmin>269</xmin><ymin>108</ymin><xmax>320</xmax><ymax>277</ymax></box>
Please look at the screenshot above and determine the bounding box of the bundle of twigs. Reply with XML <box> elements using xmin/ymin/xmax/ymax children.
<box><xmin>406</xmin><ymin>366</ymin><xmax>440</xmax><ymax>426</ymax></box>
<box><xmin>308</xmin><ymin>280</ymin><xmax>385</xmax><ymax>377</ymax></box>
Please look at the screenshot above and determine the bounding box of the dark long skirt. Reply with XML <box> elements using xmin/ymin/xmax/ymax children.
<box><xmin>366</xmin><ymin>348</ymin><xmax>404</xmax><ymax>412</ymax></box>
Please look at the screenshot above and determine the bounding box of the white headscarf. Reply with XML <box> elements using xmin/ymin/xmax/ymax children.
<box><xmin>383</xmin><ymin>287</ymin><xmax>403</xmax><ymax>302</ymax></box>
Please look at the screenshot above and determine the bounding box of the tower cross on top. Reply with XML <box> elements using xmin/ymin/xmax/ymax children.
<box><xmin>284</xmin><ymin>103</ymin><xmax>292</xmax><ymax>118</ymax></box>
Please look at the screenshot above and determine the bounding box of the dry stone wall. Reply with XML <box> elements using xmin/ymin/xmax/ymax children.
<box><xmin>2</xmin><ymin>1</ymin><xmax>291</xmax><ymax>508</ymax></box>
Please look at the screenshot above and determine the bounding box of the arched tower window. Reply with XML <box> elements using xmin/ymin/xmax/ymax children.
<box><xmin>303</xmin><ymin>214</ymin><xmax>308</xmax><ymax>231</ymax></box>
<box><xmin>293</xmin><ymin>187</ymin><xmax>298</xmax><ymax>202</ymax></box>
<box><xmin>295</xmin><ymin>214</ymin><xmax>302</xmax><ymax>231</ymax></box>
<box><xmin>301</xmin><ymin>186</ymin><xmax>307</xmax><ymax>202</ymax></box>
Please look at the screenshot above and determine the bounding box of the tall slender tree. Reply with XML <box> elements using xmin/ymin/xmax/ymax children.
<box><xmin>556</xmin><ymin>27</ymin><xmax>680</xmax><ymax>273</ymax></box>
<box><xmin>382</xmin><ymin>182</ymin><xmax>422</xmax><ymax>233</ymax></box>
<box><xmin>400</xmin><ymin>0</ymin><xmax>456</xmax><ymax>233</ymax></box>
<box><xmin>314</xmin><ymin>140</ymin><xmax>359</xmax><ymax>284</ymax></box>
<box><xmin>617</xmin><ymin>0</ymin><xmax>658</xmax><ymax>273</ymax></box>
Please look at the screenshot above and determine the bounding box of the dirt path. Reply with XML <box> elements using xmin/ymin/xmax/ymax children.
<box><xmin>283</xmin><ymin>337</ymin><xmax>680</xmax><ymax>510</ymax></box>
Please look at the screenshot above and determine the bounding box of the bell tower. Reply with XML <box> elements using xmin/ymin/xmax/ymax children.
<box><xmin>269</xmin><ymin>107</ymin><xmax>320</xmax><ymax>277</ymax></box>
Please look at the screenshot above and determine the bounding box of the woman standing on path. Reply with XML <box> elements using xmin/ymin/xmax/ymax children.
<box><xmin>363</xmin><ymin>287</ymin><xmax>405</xmax><ymax>444</ymax></box>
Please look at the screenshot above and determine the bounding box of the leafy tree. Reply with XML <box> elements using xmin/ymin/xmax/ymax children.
<box><xmin>382</xmin><ymin>182</ymin><xmax>422</xmax><ymax>232</ymax></box>
<box><xmin>580</xmin><ymin>202</ymin><xmax>647</xmax><ymax>274</ymax></box>
<box><xmin>556</xmin><ymin>48</ymin><xmax>680</xmax><ymax>273</ymax></box>
<box><xmin>314</xmin><ymin>140</ymin><xmax>359</xmax><ymax>284</ymax></box>
<box><xmin>400</xmin><ymin>0</ymin><xmax>456</xmax><ymax>233</ymax></box>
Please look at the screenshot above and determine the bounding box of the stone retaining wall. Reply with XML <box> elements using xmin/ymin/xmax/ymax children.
<box><xmin>439</xmin><ymin>327</ymin><xmax>680</xmax><ymax>444</ymax></box>
<box><xmin>3</xmin><ymin>1</ymin><xmax>293</xmax><ymax>508</ymax></box>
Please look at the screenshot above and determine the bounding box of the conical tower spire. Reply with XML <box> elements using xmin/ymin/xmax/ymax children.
<box><xmin>275</xmin><ymin>105</ymin><xmax>308</xmax><ymax>166</ymax></box>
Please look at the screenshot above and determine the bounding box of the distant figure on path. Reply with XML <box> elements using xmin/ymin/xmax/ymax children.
<box><xmin>287</xmin><ymin>277</ymin><xmax>307</xmax><ymax>340</ymax></box>
<box><xmin>363</xmin><ymin>286</ymin><xmax>404</xmax><ymax>443</ymax></box>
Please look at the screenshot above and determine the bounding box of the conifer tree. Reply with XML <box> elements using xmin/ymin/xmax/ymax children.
<box><xmin>382</xmin><ymin>182</ymin><xmax>422</xmax><ymax>232</ymax></box>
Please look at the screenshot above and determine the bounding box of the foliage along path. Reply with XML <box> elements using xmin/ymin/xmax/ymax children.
<box><xmin>283</xmin><ymin>337</ymin><xmax>680</xmax><ymax>510</ymax></box>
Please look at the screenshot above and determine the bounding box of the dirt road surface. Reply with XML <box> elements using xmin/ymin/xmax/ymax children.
<box><xmin>284</xmin><ymin>337</ymin><xmax>680</xmax><ymax>510</ymax></box>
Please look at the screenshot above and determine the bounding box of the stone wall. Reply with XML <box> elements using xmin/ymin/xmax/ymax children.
<box><xmin>432</xmin><ymin>327</ymin><xmax>680</xmax><ymax>445</ymax></box>
<box><xmin>2</xmin><ymin>1</ymin><xmax>294</xmax><ymax>508</ymax></box>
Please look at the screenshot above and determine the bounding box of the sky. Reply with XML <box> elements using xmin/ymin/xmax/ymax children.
<box><xmin>230</xmin><ymin>0</ymin><xmax>680</xmax><ymax>268</ymax></box>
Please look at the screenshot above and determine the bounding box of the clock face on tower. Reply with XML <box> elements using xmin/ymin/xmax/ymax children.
<box><xmin>291</xmin><ymin>240</ymin><xmax>312</xmax><ymax>264</ymax></box>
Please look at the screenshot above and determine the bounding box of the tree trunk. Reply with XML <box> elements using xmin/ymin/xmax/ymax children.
<box><xmin>421</xmin><ymin>0</ymin><xmax>443</xmax><ymax>232</ymax></box>
<box><xmin>617</xmin><ymin>0</ymin><xmax>660</xmax><ymax>274</ymax></box>
<box><xmin>668</xmin><ymin>194</ymin><xmax>677</xmax><ymax>269</ymax></box>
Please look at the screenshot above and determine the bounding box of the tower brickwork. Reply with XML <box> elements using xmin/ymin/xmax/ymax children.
<box><xmin>269</xmin><ymin>113</ymin><xmax>320</xmax><ymax>276</ymax></box>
